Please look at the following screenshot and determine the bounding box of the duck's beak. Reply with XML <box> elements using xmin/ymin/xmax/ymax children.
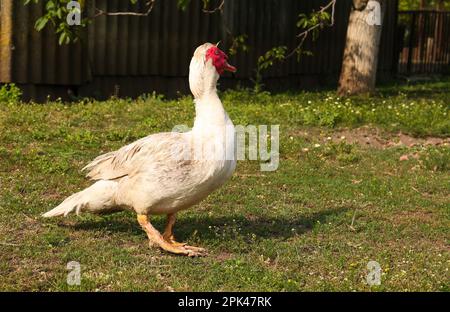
<box><xmin>224</xmin><ymin>61</ymin><xmax>237</xmax><ymax>73</ymax></box>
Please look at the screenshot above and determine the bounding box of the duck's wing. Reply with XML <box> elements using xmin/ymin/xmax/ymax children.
<box><xmin>82</xmin><ymin>132</ymin><xmax>189</xmax><ymax>181</ymax></box>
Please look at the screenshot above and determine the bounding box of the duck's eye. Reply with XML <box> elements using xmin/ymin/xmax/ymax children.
<box><xmin>215</xmin><ymin>50</ymin><xmax>220</xmax><ymax>55</ymax></box>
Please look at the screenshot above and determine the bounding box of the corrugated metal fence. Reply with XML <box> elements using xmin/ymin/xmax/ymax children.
<box><xmin>0</xmin><ymin>0</ymin><xmax>398</xmax><ymax>100</ymax></box>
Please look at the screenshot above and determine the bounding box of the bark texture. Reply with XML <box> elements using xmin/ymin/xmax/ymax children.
<box><xmin>338</xmin><ymin>0</ymin><xmax>385</xmax><ymax>96</ymax></box>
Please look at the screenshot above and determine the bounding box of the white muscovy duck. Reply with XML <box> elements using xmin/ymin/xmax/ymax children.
<box><xmin>43</xmin><ymin>42</ymin><xmax>237</xmax><ymax>257</ymax></box>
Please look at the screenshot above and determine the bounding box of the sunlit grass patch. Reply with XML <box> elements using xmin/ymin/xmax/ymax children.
<box><xmin>0</xmin><ymin>79</ymin><xmax>448</xmax><ymax>291</ymax></box>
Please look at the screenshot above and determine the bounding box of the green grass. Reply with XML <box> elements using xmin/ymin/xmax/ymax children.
<box><xmin>0</xmin><ymin>79</ymin><xmax>449</xmax><ymax>291</ymax></box>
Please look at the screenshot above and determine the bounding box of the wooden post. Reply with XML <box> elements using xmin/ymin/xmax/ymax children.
<box><xmin>0</xmin><ymin>0</ymin><xmax>14</xmax><ymax>82</ymax></box>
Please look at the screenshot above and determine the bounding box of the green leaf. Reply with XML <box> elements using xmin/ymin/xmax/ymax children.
<box><xmin>58</xmin><ymin>32</ymin><xmax>67</xmax><ymax>45</ymax></box>
<box><xmin>45</xmin><ymin>0</ymin><xmax>55</xmax><ymax>11</ymax></box>
<box><xmin>35</xmin><ymin>17</ymin><xmax>49</xmax><ymax>31</ymax></box>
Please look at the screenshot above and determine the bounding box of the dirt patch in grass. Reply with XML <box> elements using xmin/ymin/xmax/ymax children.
<box><xmin>330</xmin><ymin>126</ymin><xmax>449</xmax><ymax>149</ymax></box>
<box><xmin>290</xmin><ymin>126</ymin><xmax>449</xmax><ymax>149</ymax></box>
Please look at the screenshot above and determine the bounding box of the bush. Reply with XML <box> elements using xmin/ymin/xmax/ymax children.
<box><xmin>0</xmin><ymin>83</ymin><xmax>22</xmax><ymax>103</ymax></box>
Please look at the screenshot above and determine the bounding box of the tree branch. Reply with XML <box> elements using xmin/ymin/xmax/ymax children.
<box><xmin>286</xmin><ymin>0</ymin><xmax>336</xmax><ymax>59</ymax></box>
<box><xmin>94</xmin><ymin>0</ymin><xmax>156</xmax><ymax>17</ymax></box>
<box><xmin>95</xmin><ymin>0</ymin><xmax>225</xmax><ymax>17</ymax></box>
<box><xmin>202</xmin><ymin>0</ymin><xmax>225</xmax><ymax>14</ymax></box>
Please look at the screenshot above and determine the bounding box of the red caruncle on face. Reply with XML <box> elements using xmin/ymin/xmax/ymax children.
<box><xmin>205</xmin><ymin>46</ymin><xmax>237</xmax><ymax>75</ymax></box>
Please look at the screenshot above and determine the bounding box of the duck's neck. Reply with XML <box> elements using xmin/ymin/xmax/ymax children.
<box><xmin>190</xmin><ymin>63</ymin><xmax>228</xmax><ymax>132</ymax></box>
<box><xmin>192</xmin><ymin>92</ymin><xmax>226</xmax><ymax>132</ymax></box>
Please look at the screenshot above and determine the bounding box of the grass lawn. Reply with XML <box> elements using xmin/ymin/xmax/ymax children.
<box><xmin>0</xmin><ymin>79</ymin><xmax>449</xmax><ymax>291</ymax></box>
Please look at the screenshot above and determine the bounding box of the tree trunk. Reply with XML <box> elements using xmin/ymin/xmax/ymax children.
<box><xmin>337</xmin><ymin>0</ymin><xmax>386</xmax><ymax>96</ymax></box>
<box><xmin>419</xmin><ymin>0</ymin><xmax>425</xmax><ymax>10</ymax></box>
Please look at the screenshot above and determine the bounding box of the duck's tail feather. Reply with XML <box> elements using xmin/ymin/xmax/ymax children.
<box><xmin>42</xmin><ymin>180</ymin><xmax>119</xmax><ymax>218</ymax></box>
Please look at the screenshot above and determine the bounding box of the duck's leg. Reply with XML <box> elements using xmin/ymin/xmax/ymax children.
<box><xmin>162</xmin><ymin>213</ymin><xmax>184</xmax><ymax>247</ymax></box>
<box><xmin>137</xmin><ymin>214</ymin><xmax>204</xmax><ymax>257</ymax></box>
<box><xmin>162</xmin><ymin>213</ymin><xmax>207</xmax><ymax>253</ymax></box>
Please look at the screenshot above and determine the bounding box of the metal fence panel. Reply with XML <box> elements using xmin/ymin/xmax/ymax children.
<box><xmin>397</xmin><ymin>11</ymin><xmax>450</xmax><ymax>75</ymax></box>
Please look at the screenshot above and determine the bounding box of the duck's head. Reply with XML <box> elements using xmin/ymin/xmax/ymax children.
<box><xmin>189</xmin><ymin>42</ymin><xmax>236</xmax><ymax>99</ymax></box>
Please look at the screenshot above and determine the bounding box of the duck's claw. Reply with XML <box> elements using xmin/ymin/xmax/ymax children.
<box><xmin>183</xmin><ymin>245</ymin><xmax>208</xmax><ymax>257</ymax></box>
<box><xmin>163</xmin><ymin>236</ymin><xmax>207</xmax><ymax>256</ymax></box>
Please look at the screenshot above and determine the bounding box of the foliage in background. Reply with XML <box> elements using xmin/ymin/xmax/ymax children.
<box><xmin>0</xmin><ymin>84</ymin><xmax>23</xmax><ymax>103</ymax></box>
<box><xmin>228</xmin><ymin>35</ymin><xmax>249</xmax><ymax>57</ymax></box>
<box><xmin>24</xmin><ymin>0</ymin><xmax>87</xmax><ymax>45</ymax></box>
<box><xmin>399</xmin><ymin>0</ymin><xmax>450</xmax><ymax>10</ymax></box>
<box><xmin>251</xmin><ymin>6</ymin><xmax>333</xmax><ymax>93</ymax></box>
<box><xmin>252</xmin><ymin>47</ymin><xmax>288</xmax><ymax>93</ymax></box>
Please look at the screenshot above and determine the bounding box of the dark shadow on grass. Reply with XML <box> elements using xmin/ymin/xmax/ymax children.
<box><xmin>65</xmin><ymin>206</ymin><xmax>349</xmax><ymax>241</ymax></box>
